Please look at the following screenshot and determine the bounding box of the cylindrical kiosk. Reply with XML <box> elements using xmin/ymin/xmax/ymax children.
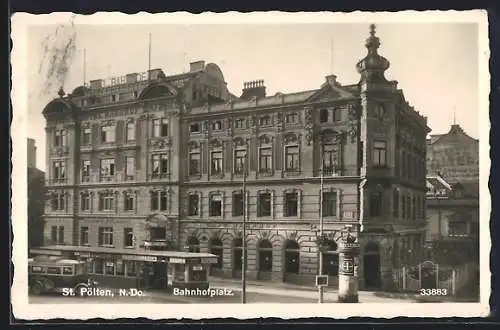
<box><xmin>337</xmin><ymin>227</ymin><xmax>360</xmax><ymax>303</ymax></box>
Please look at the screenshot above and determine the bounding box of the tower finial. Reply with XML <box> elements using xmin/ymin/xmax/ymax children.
<box><xmin>369</xmin><ymin>24</ymin><xmax>376</xmax><ymax>37</ymax></box>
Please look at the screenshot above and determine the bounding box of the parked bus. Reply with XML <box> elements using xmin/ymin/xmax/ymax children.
<box><xmin>28</xmin><ymin>257</ymin><xmax>98</xmax><ymax>296</ymax></box>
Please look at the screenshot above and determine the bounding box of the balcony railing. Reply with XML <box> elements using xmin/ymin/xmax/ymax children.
<box><xmin>47</xmin><ymin>178</ymin><xmax>68</xmax><ymax>185</ymax></box>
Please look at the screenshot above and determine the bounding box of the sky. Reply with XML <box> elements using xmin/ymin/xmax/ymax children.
<box><xmin>26</xmin><ymin>22</ymin><xmax>480</xmax><ymax>171</ymax></box>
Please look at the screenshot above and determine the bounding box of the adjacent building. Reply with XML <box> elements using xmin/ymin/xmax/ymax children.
<box><xmin>28</xmin><ymin>138</ymin><xmax>46</xmax><ymax>250</ymax></box>
<box><xmin>41</xmin><ymin>25</ymin><xmax>430</xmax><ymax>290</ymax></box>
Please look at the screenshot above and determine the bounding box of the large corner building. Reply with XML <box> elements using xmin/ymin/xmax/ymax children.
<box><xmin>41</xmin><ymin>25</ymin><xmax>430</xmax><ymax>290</ymax></box>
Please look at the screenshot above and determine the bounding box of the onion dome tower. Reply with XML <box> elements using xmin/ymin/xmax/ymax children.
<box><xmin>356</xmin><ymin>24</ymin><xmax>391</xmax><ymax>84</ymax></box>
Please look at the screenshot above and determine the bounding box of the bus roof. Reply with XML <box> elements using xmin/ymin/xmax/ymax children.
<box><xmin>31</xmin><ymin>245</ymin><xmax>218</xmax><ymax>259</ymax></box>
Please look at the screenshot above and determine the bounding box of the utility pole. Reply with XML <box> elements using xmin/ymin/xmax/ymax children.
<box><xmin>318</xmin><ymin>137</ymin><xmax>325</xmax><ymax>303</ymax></box>
<box><xmin>241</xmin><ymin>147</ymin><xmax>248</xmax><ymax>304</ymax></box>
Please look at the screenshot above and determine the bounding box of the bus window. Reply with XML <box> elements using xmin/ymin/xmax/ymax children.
<box><xmin>62</xmin><ymin>266</ymin><xmax>73</xmax><ymax>275</ymax></box>
<box><xmin>31</xmin><ymin>266</ymin><xmax>45</xmax><ymax>274</ymax></box>
<box><xmin>47</xmin><ymin>266</ymin><xmax>61</xmax><ymax>275</ymax></box>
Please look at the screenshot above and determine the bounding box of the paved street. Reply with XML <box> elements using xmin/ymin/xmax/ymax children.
<box><xmin>29</xmin><ymin>281</ymin><xmax>418</xmax><ymax>304</ymax></box>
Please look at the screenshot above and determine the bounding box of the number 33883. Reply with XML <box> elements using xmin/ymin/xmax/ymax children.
<box><xmin>419</xmin><ymin>288</ymin><xmax>448</xmax><ymax>296</ymax></box>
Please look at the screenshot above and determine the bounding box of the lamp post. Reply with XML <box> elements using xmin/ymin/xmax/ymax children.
<box><xmin>240</xmin><ymin>141</ymin><xmax>249</xmax><ymax>304</ymax></box>
<box><xmin>318</xmin><ymin>137</ymin><xmax>325</xmax><ymax>304</ymax></box>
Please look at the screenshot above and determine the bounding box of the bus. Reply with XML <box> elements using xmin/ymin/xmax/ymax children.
<box><xmin>28</xmin><ymin>256</ymin><xmax>98</xmax><ymax>296</ymax></box>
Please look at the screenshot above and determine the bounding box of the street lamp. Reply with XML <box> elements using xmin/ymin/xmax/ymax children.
<box><xmin>318</xmin><ymin>135</ymin><xmax>325</xmax><ymax>304</ymax></box>
<box><xmin>241</xmin><ymin>148</ymin><xmax>247</xmax><ymax>304</ymax></box>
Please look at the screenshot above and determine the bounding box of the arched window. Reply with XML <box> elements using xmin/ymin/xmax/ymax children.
<box><xmin>187</xmin><ymin>236</ymin><xmax>200</xmax><ymax>253</ymax></box>
<box><xmin>319</xmin><ymin>109</ymin><xmax>329</xmax><ymax>123</ymax></box>
<box><xmin>258</xmin><ymin>240</ymin><xmax>273</xmax><ymax>271</ymax></box>
<box><xmin>284</xmin><ymin>240</ymin><xmax>300</xmax><ymax>274</ymax></box>
<box><xmin>233</xmin><ymin>238</ymin><xmax>246</xmax><ymax>270</ymax></box>
<box><xmin>322</xmin><ymin>240</ymin><xmax>339</xmax><ymax>276</ymax></box>
<box><xmin>210</xmin><ymin>238</ymin><xmax>223</xmax><ymax>269</ymax></box>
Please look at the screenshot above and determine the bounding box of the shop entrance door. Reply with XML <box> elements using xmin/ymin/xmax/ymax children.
<box><xmin>151</xmin><ymin>262</ymin><xmax>168</xmax><ymax>289</ymax></box>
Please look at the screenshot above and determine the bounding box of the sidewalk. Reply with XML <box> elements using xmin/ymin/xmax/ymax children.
<box><xmin>208</xmin><ymin>277</ymin><xmax>421</xmax><ymax>302</ymax></box>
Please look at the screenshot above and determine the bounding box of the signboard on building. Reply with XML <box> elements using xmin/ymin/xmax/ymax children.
<box><xmin>339</xmin><ymin>256</ymin><xmax>355</xmax><ymax>276</ymax></box>
<box><xmin>122</xmin><ymin>255</ymin><xmax>157</xmax><ymax>262</ymax></box>
<box><xmin>168</xmin><ymin>257</ymin><xmax>186</xmax><ymax>264</ymax></box>
<box><xmin>316</xmin><ymin>275</ymin><xmax>329</xmax><ymax>286</ymax></box>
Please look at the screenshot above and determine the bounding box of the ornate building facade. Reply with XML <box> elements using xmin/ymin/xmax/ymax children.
<box><xmin>41</xmin><ymin>25</ymin><xmax>429</xmax><ymax>290</ymax></box>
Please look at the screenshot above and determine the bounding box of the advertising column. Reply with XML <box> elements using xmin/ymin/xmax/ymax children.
<box><xmin>338</xmin><ymin>226</ymin><xmax>361</xmax><ymax>303</ymax></box>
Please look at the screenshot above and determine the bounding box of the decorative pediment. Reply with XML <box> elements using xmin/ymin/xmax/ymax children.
<box><xmin>283</xmin><ymin>132</ymin><xmax>299</xmax><ymax>144</ymax></box>
<box><xmin>233</xmin><ymin>137</ymin><xmax>247</xmax><ymax>147</ymax></box>
<box><xmin>306</xmin><ymin>84</ymin><xmax>356</xmax><ymax>103</ymax></box>
<box><xmin>258</xmin><ymin>134</ymin><xmax>272</xmax><ymax>146</ymax></box>
<box><xmin>188</xmin><ymin>140</ymin><xmax>199</xmax><ymax>150</ymax></box>
<box><xmin>210</xmin><ymin>138</ymin><xmax>223</xmax><ymax>148</ymax></box>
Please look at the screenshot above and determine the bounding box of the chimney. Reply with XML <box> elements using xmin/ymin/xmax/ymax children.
<box><xmin>240</xmin><ymin>80</ymin><xmax>266</xmax><ymax>100</ymax></box>
<box><xmin>147</xmin><ymin>68</ymin><xmax>165</xmax><ymax>80</ymax></box>
<box><xmin>325</xmin><ymin>74</ymin><xmax>337</xmax><ymax>86</ymax></box>
<box><xmin>89</xmin><ymin>79</ymin><xmax>103</xmax><ymax>90</ymax></box>
<box><xmin>190</xmin><ymin>61</ymin><xmax>206</xmax><ymax>73</ymax></box>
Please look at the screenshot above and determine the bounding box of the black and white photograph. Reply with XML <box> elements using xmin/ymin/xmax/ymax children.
<box><xmin>11</xmin><ymin>10</ymin><xmax>489</xmax><ymax>319</ymax></box>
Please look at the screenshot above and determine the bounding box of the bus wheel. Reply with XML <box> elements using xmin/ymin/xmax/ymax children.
<box><xmin>73</xmin><ymin>285</ymin><xmax>87</xmax><ymax>297</ymax></box>
<box><xmin>30</xmin><ymin>283</ymin><xmax>42</xmax><ymax>296</ymax></box>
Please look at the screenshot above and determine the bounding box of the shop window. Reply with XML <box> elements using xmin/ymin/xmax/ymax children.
<box><xmin>125</xmin><ymin>261</ymin><xmax>136</xmax><ymax>277</ymax></box>
<box><xmin>284</xmin><ymin>240</ymin><xmax>300</xmax><ymax>274</ymax></box>
<box><xmin>258</xmin><ymin>240</ymin><xmax>273</xmax><ymax>271</ymax></box>
<box><xmin>210</xmin><ymin>238</ymin><xmax>224</xmax><ymax>269</ymax></box>
<box><xmin>94</xmin><ymin>259</ymin><xmax>104</xmax><ymax>275</ymax></box>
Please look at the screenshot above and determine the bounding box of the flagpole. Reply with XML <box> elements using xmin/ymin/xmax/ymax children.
<box><xmin>83</xmin><ymin>48</ymin><xmax>86</xmax><ymax>86</ymax></box>
<box><xmin>148</xmin><ymin>33</ymin><xmax>152</xmax><ymax>80</ymax></box>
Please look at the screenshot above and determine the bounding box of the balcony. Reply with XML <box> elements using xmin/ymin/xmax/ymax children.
<box><xmin>46</xmin><ymin>178</ymin><xmax>68</xmax><ymax>186</ymax></box>
<box><xmin>150</xmin><ymin>173</ymin><xmax>170</xmax><ymax>181</ymax></box>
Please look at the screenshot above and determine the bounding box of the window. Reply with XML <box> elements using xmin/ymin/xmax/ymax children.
<box><xmin>209</xmin><ymin>194</ymin><xmax>222</xmax><ymax>216</ymax></box>
<box><xmin>53</xmin><ymin>161</ymin><xmax>66</xmax><ymax>181</ymax></box>
<box><xmin>124</xmin><ymin>192</ymin><xmax>135</xmax><ymax>211</ymax></box>
<box><xmin>284</xmin><ymin>192</ymin><xmax>298</xmax><ymax>217</ymax></box>
<box><xmin>58</xmin><ymin>226</ymin><xmax>64</xmax><ymax>244</ymax></box>
<box><xmin>412</xmin><ymin>196</ymin><xmax>417</xmax><ymax>220</ymax></box>
<box><xmin>257</xmin><ymin>192</ymin><xmax>272</xmax><ymax>217</ymax></box>
<box><xmin>285</xmin><ymin>112</ymin><xmax>298</xmax><ymax>124</ymax></box>
<box><xmin>152</xmin><ymin>118</ymin><xmax>168</xmax><ymax>137</ymax></box>
<box><xmin>258</xmin><ymin>240</ymin><xmax>273</xmax><ymax>271</ymax></box>
<box><xmin>259</xmin><ymin>116</ymin><xmax>271</xmax><ymax>126</ymax></box>
<box><xmin>187</xmin><ymin>237</ymin><xmax>200</xmax><ymax>253</ymax></box>
<box><xmin>393</xmin><ymin>190</ymin><xmax>399</xmax><ymax>218</ymax></box>
<box><xmin>126</xmin><ymin>121</ymin><xmax>135</xmax><ymax>141</ymax></box>
<box><xmin>98</xmin><ymin>191</ymin><xmax>115</xmax><ymax>211</ymax></box>
<box><xmin>233</xmin><ymin>238</ymin><xmax>247</xmax><ymax>271</ymax></box>
<box><xmin>406</xmin><ymin>196</ymin><xmax>411</xmax><ymax>220</ymax></box>
<box><xmin>211</xmin><ymin>152</ymin><xmax>223</xmax><ymax>174</ymax></box>
<box><xmin>284</xmin><ymin>240</ymin><xmax>300</xmax><ymax>273</ymax></box>
<box><xmin>402</xmin><ymin>195</ymin><xmax>406</xmax><ymax>219</ymax></box>
<box><xmin>54</xmin><ymin>129</ymin><xmax>67</xmax><ymax>147</ymax></box>
<box><xmin>212</xmin><ymin>120</ymin><xmax>222</xmax><ymax>131</ymax></box>
<box><xmin>234</xmin><ymin>118</ymin><xmax>245</xmax><ymax>129</ymax></box>
<box><xmin>319</xmin><ymin>109</ymin><xmax>329</xmax><ymax>123</ymax></box>
<box><xmin>190</xmin><ymin>123</ymin><xmax>200</xmax><ymax>133</ymax></box>
<box><xmin>50</xmin><ymin>193</ymin><xmax>65</xmax><ymax>211</ymax></box>
<box><xmin>285</xmin><ymin>146</ymin><xmax>300</xmax><ymax>172</ymax></box>
<box><xmin>111</xmin><ymin>94</ymin><xmax>117</xmax><ymax>102</ymax></box>
<box><xmin>116</xmin><ymin>260</ymin><xmax>125</xmax><ymax>276</ymax></box>
<box><xmin>94</xmin><ymin>259</ymin><xmax>104</xmax><ymax>274</ymax></box>
<box><xmin>210</xmin><ymin>238</ymin><xmax>223</xmax><ymax>270</ymax></box>
<box><xmin>259</xmin><ymin>148</ymin><xmax>272</xmax><ymax>173</ymax></box>
<box><xmin>189</xmin><ymin>152</ymin><xmax>201</xmax><ymax>175</ymax></box>
<box><xmin>125</xmin><ymin>260</ymin><xmax>136</xmax><ymax>276</ymax></box>
<box><xmin>98</xmin><ymin>227</ymin><xmax>114</xmax><ymax>246</ymax></box>
<box><xmin>322</xmin><ymin>144</ymin><xmax>338</xmax><ymax>174</ymax></box>
<box><xmin>100</xmin><ymin>159</ymin><xmax>115</xmax><ymax>181</ymax></box>
<box><xmin>82</xmin><ymin>127</ymin><xmax>91</xmax><ymax>145</ymax></box>
<box><xmin>125</xmin><ymin>157</ymin><xmax>135</xmax><ymax>180</ymax></box>
<box><xmin>373</xmin><ymin>141</ymin><xmax>387</xmax><ymax>167</ymax></box>
<box><xmin>150</xmin><ymin>227</ymin><xmax>166</xmax><ymax>240</ymax></box>
<box><xmin>151</xmin><ymin>154</ymin><xmax>168</xmax><ymax>178</ymax></box>
<box><xmin>101</xmin><ymin>124</ymin><xmax>116</xmax><ymax>143</ymax></box>
<box><xmin>232</xmin><ymin>192</ymin><xmax>244</xmax><ymax>216</ymax></box>
<box><xmin>375</xmin><ymin>104</ymin><xmax>386</xmax><ymax>119</ymax></box>
<box><xmin>81</xmin><ymin>160</ymin><xmax>91</xmax><ymax>182</ymax></box>
<box><xmin>370</xmin><ymin>191</ymin><xmax>382</xmax><ymax>217</ymax></box>
<box><xmin>333</xmin><ymin>108</ymin><xmax>341</xmax><ymax>122</ymax></box>
<box><xmin>322</xmin><ymin>191</ymin><xmax>337</xmax><ymax>217</ymax></box>
<box><xmin>124</xmin><ymin>228</ymin><xmax>134</xmax><ymax>247</ymax></box>
<box><xmin>150</xmin><ymin>191</ymin><xmax>168</xmax><ymax>211</ymax></box>
<box><xmin>51</xmin><ymin>226</ymin><xmax>57</xmax><ymax>244</ymax></box>
<box><xmin>234</xmin><ymin>150</ymin><xmax>246</xmax><ymax>174</ymax></box>
<box><xmin>322</xmin><ymin>241</ymin><xmax>339</xmax><ymax>276</ymax></box>
<box><xmin>188</xmin><ymin>194</ymin><xmax>199</xmax><ymax>216</ymax></box>
<box><xmin>80</xmin><ymin>227</ymin><xmax>89</xmax><ymax>245</ymax></box>
<box><xmin>81</xmin><ymin>192</ymin><xmax>91</xmax><ymax>211</ymax></box>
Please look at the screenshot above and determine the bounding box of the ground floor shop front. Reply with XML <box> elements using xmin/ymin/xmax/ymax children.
<box><xmin>180</xmin><ymin>224</ymin><xmax>427</xmax><ymax>291</ymax></box>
